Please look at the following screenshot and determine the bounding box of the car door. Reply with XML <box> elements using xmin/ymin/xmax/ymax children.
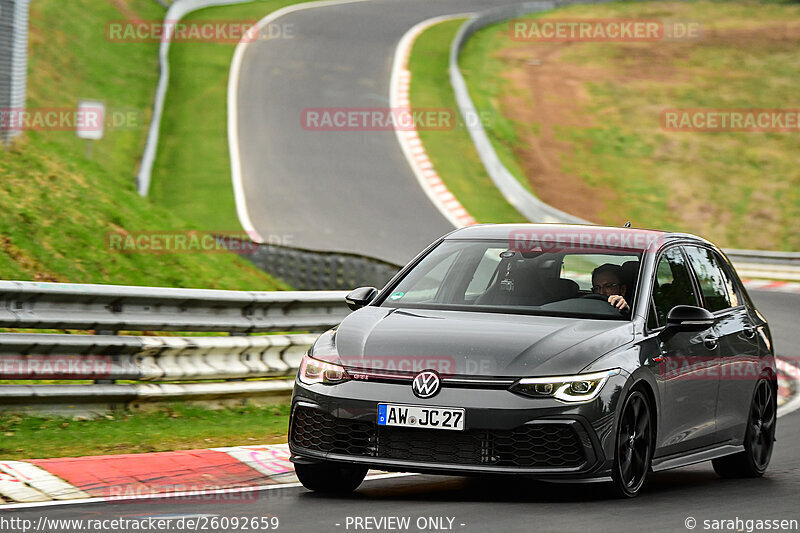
<box><xmin>647</xmin><ymin>246</ymin><xmax>719</xmax><ymax>456</ymax></box>
<box><xmin>683</xmin><ymin>245</ymin><xmax>760</xmax><ymax>445</ymax></box>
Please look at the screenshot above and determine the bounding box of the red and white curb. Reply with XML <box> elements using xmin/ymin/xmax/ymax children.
<box><xmin>777</xmin><ymin>358</ymin><xmax>800</xmax><ymax>417</ymax></box>
<box><xmin>390</xmin><ymin>15</ymin><xmax>476</xmax><ymax>229</ymax></box>
<box><xmin>0</xmin><ymin>444</ymin><xmax>400</xmax><ymax>509</ymax></box>
<box><xmin>741</xmin><ymin>279</ymin><xmax>800</xmax><ymax>294</ymax></box>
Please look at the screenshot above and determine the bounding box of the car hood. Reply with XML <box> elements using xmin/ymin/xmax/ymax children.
<box><xmin>320</xmin><ymin>306</ymin><xmax>635</xmax><ymax>378</ymax></box>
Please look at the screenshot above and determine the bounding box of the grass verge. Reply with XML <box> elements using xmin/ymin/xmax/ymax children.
<box><xmin>150</xmin><ymin>0</ymin><xmax>312</xmax><ymax>230</ymax></box>
<box><xmin>0</xmin><ymin>0</ymin><xmax>285</xmax><ymax>289</ymax></box>
<box><xmin>0</xmin><ymin>403</ymin><xmax>290</xmax><ymax>460</ymax></box>
<box><xmin>407</xmin><ymin>19</ymin><xmax>526</xmax><ymax>224</ymax></box>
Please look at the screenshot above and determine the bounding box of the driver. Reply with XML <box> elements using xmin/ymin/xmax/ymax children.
<box><xmin>591</xmin><ymin>264</ymin><xmax>629</xmax><ymax>312</ymax></box>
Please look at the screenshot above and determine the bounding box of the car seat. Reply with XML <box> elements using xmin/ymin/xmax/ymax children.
<box><xmin>620</xmin><ymin>260</ymin><xmax>640</xmax><ymax>307</ymax></box>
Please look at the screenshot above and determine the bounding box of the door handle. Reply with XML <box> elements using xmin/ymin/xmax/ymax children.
<box><xmin>743</xmin><ymin>325</ymin><xmax>756</xmax><ymax>338</ymax></box>
<box><xmin>703</xmin><ymin>335</ymin><xmax>719</xmax><ymax>350</ymax></box>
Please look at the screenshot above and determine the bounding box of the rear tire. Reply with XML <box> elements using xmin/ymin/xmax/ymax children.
<box><xmin>712</xmin><ymin>378</ymin><xmax>776</xmax><ymax>478</ymax></box>
<box><xmin>295</xmin><ymin>461</ymin><xmax>368</xmax><ymax>493</ymax></box>
<box><xmin>611</xmin><ymin>389</ymin><xmax>654</xmax><ymax>498</ymax></box>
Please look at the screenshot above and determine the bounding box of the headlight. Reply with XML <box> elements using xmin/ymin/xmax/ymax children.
<box><xmin>509</xmin><ymin>369</ymin><xmax>620</xmax><ymax>403</ymax></box>
<box><xmin>298</xmin><ymin>353</ymin><xmax>350</xmax><ymax>385</ymax></box>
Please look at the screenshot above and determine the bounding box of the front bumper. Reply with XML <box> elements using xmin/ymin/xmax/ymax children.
<box><xmin>288</xmin><ymin>375</ymin><xmax>626</xmax><ymax>479</ymax></box>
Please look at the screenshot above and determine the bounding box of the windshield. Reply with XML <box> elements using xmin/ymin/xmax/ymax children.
<box><xmin>380</xmin><ymin>240</ymin><xmax>642</xmax><ymax>320</ymax></box>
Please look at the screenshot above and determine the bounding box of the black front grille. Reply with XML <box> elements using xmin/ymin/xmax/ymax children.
<box><xmin>377</xmin><ymin>427</ymin><xmax>489</xmax><ymax>464</ymax></box>
<box><xmin>493</xmin><ymin>424</ymin><xmax>585</xmax><ymax>467</ymax></box>
<box><xmin>291</xmin><ymin>406</ymin><xmax>586</xmax><ymax>469</ymax></box>
<box><xmin>291</xmin><ymin>405</ymin><xmax>375</xmax><ymax>456</ymax></box>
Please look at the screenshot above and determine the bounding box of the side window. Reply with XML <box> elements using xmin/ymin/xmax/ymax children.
<box><xmin>647</xmin><ymin>301</ymin><xmax>659</xmax><ymax>331</ymax></box>
<box><xmin>650</xmin><ymin>247</ymin><xmax>699</xmax><ymax>328</ymax></box>
<box><xmin>684</xmin><ymin>246</ymin><xmax>738</xmax><ymax>312</ymax></box>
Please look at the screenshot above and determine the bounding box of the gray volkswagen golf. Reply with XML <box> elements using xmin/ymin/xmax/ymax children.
<box><xmin>288</xmin><ymin>224</ymin><xmax>777</xmax><ymax>497</ymax></box>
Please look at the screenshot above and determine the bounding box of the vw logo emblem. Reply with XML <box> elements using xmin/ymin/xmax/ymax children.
<box><xmin>412</xmin><ymin>370</ymin><xmax>441</xmax><ymax>399</ymax></box>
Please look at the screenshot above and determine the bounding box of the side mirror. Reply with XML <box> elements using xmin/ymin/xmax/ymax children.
<box><xmin>345</xmin><ymin>287</ymin><xmax>378</xmax><ymax>311</ymax></box>
<box><xmin>664</xmin><ymin>305</ymin><xmax>715</xmax><ymax>332</ymax></box>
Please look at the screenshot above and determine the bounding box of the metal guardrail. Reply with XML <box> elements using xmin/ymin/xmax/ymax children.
<box><xmin>137</xmin><ymin>0</ymin><xmax>259</xmax><ymax>196</ymax></box>
<box><xmin>0</xmin><ymin>332</ymin><xmax>317</xmax><ymax>380</ymax></box>
<box><xmin>0</xmin><ymin>280</ymin><xmax>349</xmax><ymax>332</ymax></box>
<box><xmin>725</xmin><ymin>250</ymin><xmax>800</xmax><ymax>282</ymax></box>
<box><xmin>0</xmin><ymin>281</ymin><xmax>350</xmax><ymax>415</ymax></box>
<box><xmin>724</xmin><ymin>249</ymin><xmax>800</xmax><ymax>266</ymax></box>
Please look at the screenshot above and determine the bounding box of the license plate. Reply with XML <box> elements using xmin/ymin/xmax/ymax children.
<box><xmin>377</xmin><ymin>404</ymin><xmax>465</xmax><ymax>431</ymax></box>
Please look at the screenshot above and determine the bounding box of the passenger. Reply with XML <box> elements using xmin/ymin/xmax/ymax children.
<box><xmin>591</xmin><ymin>264</ymin><xmax>629</xmax><ymax>312</ymax></box>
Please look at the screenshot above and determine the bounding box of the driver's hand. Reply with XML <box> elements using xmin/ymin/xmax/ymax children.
<box><xmin>608</xmin><ymin>295</ymin><xmax>629</xmax><ymax>311</ymax></box>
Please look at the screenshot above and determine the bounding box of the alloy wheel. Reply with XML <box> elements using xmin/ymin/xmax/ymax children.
<box><xmin>614</xmin><ymin>390</ymin><xmax>653</xmax><ymax>496</ymax></box>
<box><xmin>749</xmin><ymin>379</ymin><xmax>776</xmax><ymax>470</ymax></box>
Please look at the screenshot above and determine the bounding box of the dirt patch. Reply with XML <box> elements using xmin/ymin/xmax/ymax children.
<box><xmin>492</xmin><ymin>22</ymin><xmax>800</xmax><ymax>223</ymax></box>
<box><xmin>0</xmin><ymin>236</ymin><xmax>62</xmax><ymax>282</ymax></box>
<box><xmin>497</xmin><ymin>45</ymin><xmax>613</xmax><ymax>221</ymax></box>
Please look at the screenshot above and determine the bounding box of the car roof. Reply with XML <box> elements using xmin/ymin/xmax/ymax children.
<box><xmin>444</xmin><ymin>223</ymin><xmax>713</xmax><ymax>252</ymax></box>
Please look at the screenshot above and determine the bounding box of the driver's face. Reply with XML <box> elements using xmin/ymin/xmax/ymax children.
<box><xmin>592</xmin><ymin>272</ymin><xmax>626</xmax><ymax>297</ymax></box>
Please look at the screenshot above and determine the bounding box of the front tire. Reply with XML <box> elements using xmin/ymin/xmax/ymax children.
<box><xmin>295</xmin><ymin>461</ymin><xmax>368</xmax><ymax>493</ymax></box>
<box><xmin>713</xmin><ymin>378</ymin><xmax>776</xmax><ymax>478</ymax></box>
<box><xmin>611</xmin><ymin>389</ymin><xmax>654</xmax><ymax>498</ymax></box>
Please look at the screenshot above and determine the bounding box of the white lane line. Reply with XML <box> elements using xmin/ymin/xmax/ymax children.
<box><xmin>228</xmin><ymin>0</ymin><xmax>375</xmax><ymax>243</ymax></box>
<box><xmin>389</xmin><ymin>14</ymin><xmax>476</xmax><ymax>229</ymax></box>
<box><xmin>0</xmin><ymin>472</ymin><xmax>414</xmax><ymax>511</ymax></box>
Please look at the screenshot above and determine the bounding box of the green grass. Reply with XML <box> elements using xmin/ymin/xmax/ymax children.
<box><xmin>150</xmin><ymin>0</ymin><xmax>312</xmax><ymax>230</ymax></box>
<box><xmin>0</xmin><ymin>404</ymin><xmax>290</xmax><ymax>460</ymax></box>
<box><xmin>407</xmin><ymin>19</ymin><xmax>526</xmax><ymax>223</ymax></box>
<box><xmin>0</xmin><ymin>0</ymin><xmax>286</xmax><ymax>289</ymax></box>
<box><xmin>421</xmin><ymin>2</ymin><xmax>800</xmax><ymax>250</ymax></box>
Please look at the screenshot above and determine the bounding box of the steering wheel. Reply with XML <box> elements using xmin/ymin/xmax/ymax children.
<box><xmin>581</xmin><ymin>293</ymin><xmax>609</xmax><ymax>301</ymax></box>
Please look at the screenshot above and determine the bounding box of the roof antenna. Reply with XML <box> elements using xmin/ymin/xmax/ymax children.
<box><xmin>624</xmin><ymin>221</ymin><xmax>631</xmax><ymax>228</ymax></box>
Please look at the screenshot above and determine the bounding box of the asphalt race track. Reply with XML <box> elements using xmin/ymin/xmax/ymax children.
<box><xmin>5</xmin><ymin>290</ymin><xmax>798</xmax><ymax>532</ymax></box>
<box><xmin>235</xmin><ymin>0</ymin><xmax>539</xmax><ymax>265</ymax></box>
<box><xmin>5</xmin><ymin>2</ymin><xmax>797</xmax><ymax>530</ymax></box>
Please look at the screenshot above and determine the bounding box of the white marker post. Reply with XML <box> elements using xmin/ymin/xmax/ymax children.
<box><xmin>76</xmin><ymin>99</ymin><xmax>105</xmax><ymax>158</ymax></box>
